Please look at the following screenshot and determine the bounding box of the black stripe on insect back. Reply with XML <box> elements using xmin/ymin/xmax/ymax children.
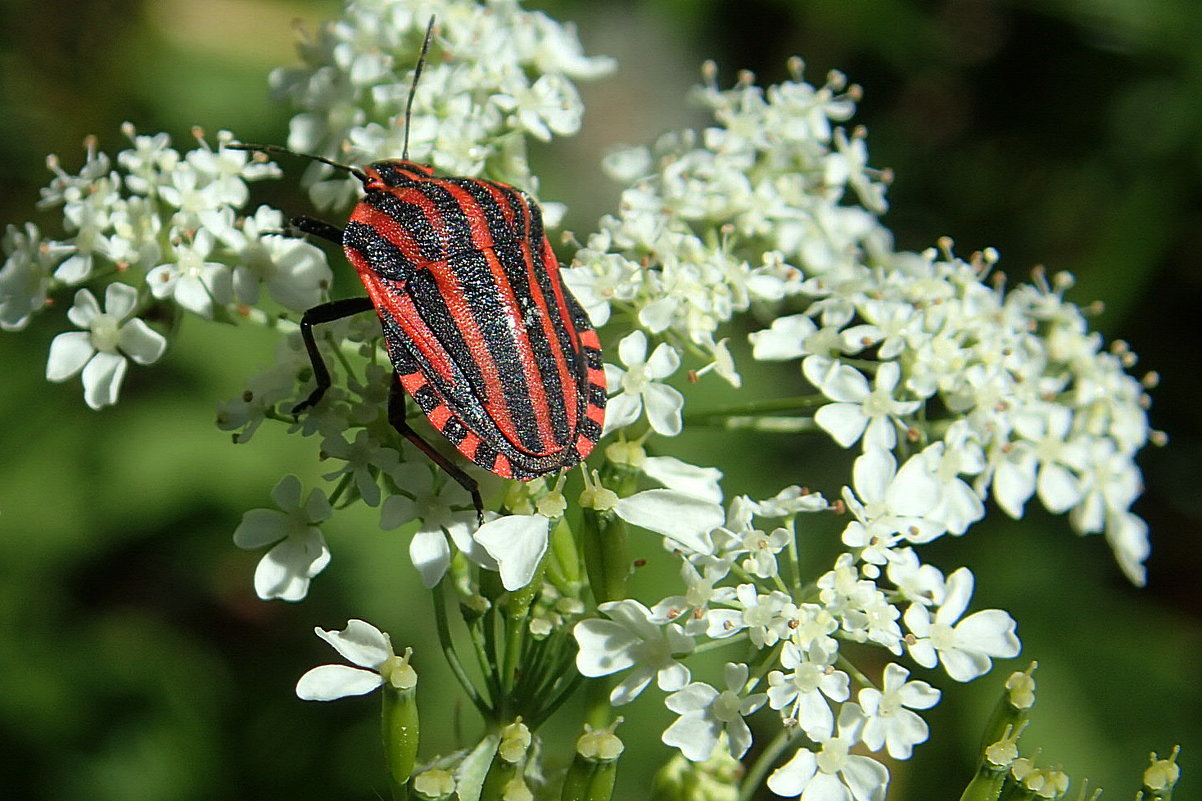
<box><xmin>343</xmin><ymin>221</ymin><xmax>417</xmax><ymax>281</ymax></box>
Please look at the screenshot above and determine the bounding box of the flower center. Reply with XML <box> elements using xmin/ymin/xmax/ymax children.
<box><xmin>89</xmin><ymin>314</ymin><xmax>121</xmax><ymax>353</ymax></box>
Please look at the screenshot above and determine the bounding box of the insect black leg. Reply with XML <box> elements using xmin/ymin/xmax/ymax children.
<box><xmin>293</xmin><ymin>296</ymin><xmax>376</xmax><ymax>414</ymax></box>
<box><xmin>387</xmin><ymin>375</ymin><xmax>485</xmax><ymax>526</ymax></box>
<box><xmin>289</xmin><ymin>215</ymin><xmax>345</xmax><ymax>246</ymax></box>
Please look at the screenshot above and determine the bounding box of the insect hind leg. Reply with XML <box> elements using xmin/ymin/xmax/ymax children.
<box><xmin>387</xmin><ymin>375</ymin><xmax>485</xmax><ymax>526</ymax></box>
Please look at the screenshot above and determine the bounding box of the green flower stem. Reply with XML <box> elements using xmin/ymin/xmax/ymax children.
<box><xmin>326</xmin><ymin>472</ymin><xmax>356</xmax><ymax>507</ymax></box>
<box><xmin>683</xmin><ymin>394</ymin><xmax>827</xmax><ymax>422</ymax></box>
<box><xmin>957</xmin><ymin>765</ymin><xmax>1007</xmax><ymax>801</ymax></box>
<box><xmin>430</xmin><ymin>584</ymin><xmax>490</xmax><ymax>718</ymax></box>
<box><xmin>836</xmin><ymin>652</ymin><xmax>874</xmax><ymax>689</ymax></box>
<box><xmin>528</xmin><ymin>671</ymin><xmax>585</xmax><ymax>731</ymax></box>
<box><xmin>581</xmin><ymin>506</ymin><xmax>629</xmax><ymax>605</ymax></box>
<box><xmin>785</xmin><ymin>516</ymin><xmax>802</xmax><ymax>590</ymax></box>
<box><xmin>584</xmin><ymin>759</ymin><xmax>618</xmax><ymax>801</ymax></box>
<box><xmin>559</xmin><ymin>756</ymin><xmax>596</xmax><ymax>801</ymax></box>
<box><xmin>500</xmin><ymin>554</ymin><xmax>547</xmax><ymax>701</ymax></box>
<box><xmin>738</xmin><ymin>727</ymin><xmax>798</xmax><ymax>801</ymax></box>
<box><xmin>548</xmin><ymin>515</ymin><xmax>582</xmax><ymax>589</ymax></box>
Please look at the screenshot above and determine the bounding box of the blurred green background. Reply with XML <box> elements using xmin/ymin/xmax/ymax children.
<box><xmin>1</xmin><ymin>0</ymin><xmax>1200</xmax><ymax>799</ymax></box>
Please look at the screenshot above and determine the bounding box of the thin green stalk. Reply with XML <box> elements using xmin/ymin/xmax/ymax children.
<box><xmin>430</xmin><ymin>584</ymin><xmax>490</xmax><ymax>718</ymax></box>
<box><xmin>739</xmin><ymin>728</ymin><xmax>799</xmax><ymax>801</ymax></box>
<box><xmin>684</xmin><ymin>394</ymin><xmax>828</xmax><ymax>422</ymax></box>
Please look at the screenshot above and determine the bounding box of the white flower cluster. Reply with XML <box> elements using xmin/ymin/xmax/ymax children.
<box><xmin>573</xmin><ymin>470</ymin><xmax>1019</xmax><ymax>800</ymax></box>
<box><xmin>566</xmin><ymin>57</ymin><xmax>1159</xmax><ymax>585</ymax></box>
<box><xmin>0</xmin><ymin>126</ymin><xmax>331</xmax><ymax>408</ymax></box>
<box><xmin>270</xmin><ymin>0</ymin><xmax>613</xmax><ymax>209</ymax></box>
<box><xmin>750</xmin><ymin>244</ymin><xmax>1158</xmax><ymax>584</ymax></box>
<box><xmin>563</xmin><ymin>61</ymin><xmax>885</xmax><ymax>386</ymax></box>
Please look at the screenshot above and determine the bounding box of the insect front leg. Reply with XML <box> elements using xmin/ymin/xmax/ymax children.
<box><xmin>293</xmin><ymin>296</ymin><xmax>376</xmax><ymax>414</ymax></box>
<box><xmin>387</xmin><ymin>376</ymin><xmax>485</xmax><ymax>526</ymax></box>
<box><xmin>289</xmin><ymin>215</ymin><xmax>345</xmax><ymax>246</ymax></box>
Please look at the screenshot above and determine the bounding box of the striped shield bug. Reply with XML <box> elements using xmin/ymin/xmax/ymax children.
<box><xmin>231</xmin><ymin>18</ymin><xmax>606</xmax><ymax>523</ymax></box>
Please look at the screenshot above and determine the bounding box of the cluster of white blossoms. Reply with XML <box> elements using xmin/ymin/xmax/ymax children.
<box><xmin>0</xmin><ymin>125</ymin><xmax>331</xmax><ymax>408</ymax></box>
<box><xmin>564</xmin><ymin>58</ymin><xmax>1160</xmax><ymax>586</ymax></box>
<box><xmin>270</xmin><ymin>0</ymin><xmax>613</xmax><ymax>211</ymax></box>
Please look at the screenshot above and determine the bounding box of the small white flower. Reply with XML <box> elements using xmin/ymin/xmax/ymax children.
<box><xmin>146</xmin><ymin>229</ymin><xmax>233</xmax><ymax>318</ymax></box>
<box><xmin>295</xmin><ymin>619</ymin><xmax>416</xmax><ymax>701</ymax></box>
<box><xmin>858</xmin><ymin>663</ymin><xmax>939</xmax><ymax>759</ymax></box>
<box><xmin>0</xmin><ymin>223</ymin><xmax>56</xmax><ymax>330</ymax></box>
<box><xmin>661</xmin><ymin>663</ymin><xmax>767</xmax><ymax>761</ymax></box>
<box><xmin>904</xmin><ymin>567</ymin><xmax>1020</xmax><ymax>681</ymax></box>
<box><xmin>840</xmin><ymin>449</ymin><xmax>946</xmax><ymax>561</ymax></box>
<box><xmin>766</xmin><ymin>640</ymin><xmax>849</xmax><ymax>742</ymax></box>
<box><xmin>204</xmin><ymin>205</ymin><xmax>332</xmax><ymax>312</ymax></box>
<box><xmin>574</xmin><ymin>599</ymin><xmax>694</xmax><ymax>705</ymax></box>
<box><xmin>233</xmin><ymin>475</ymin><xmax>332</xmax><ymax>601</ymax></box>
<box><xmin>380</xmin><ymin>462</ymin><xmax>477</xmax><ymax>589</ymax></box>
<box><xmin>767</xmin><ymin>703</ymin><xmax>889</xmax><ymax>801</ymax></box>
<box><xmin>809</xmin><ymin>360</ymin><xmax>921</xmax><ymax>450</ymax></box>
<box><xmin>603</xmin><ymin>330</ymin><xmax>685</xmax><ymax>436</ymax></box>
<box><xmin>706</xmin><ymin>584</ymin><xmax>794</xmax><ymax>648</ymax></box>
<box><xmin>45</xmin><ymin>283</ymin><xmax>167</xmax><ymax>409</ymax></box>
<box><xmin>321</xmin><ymin>429</ymin><xmax>400</xmax><ymax>507</ymax></box>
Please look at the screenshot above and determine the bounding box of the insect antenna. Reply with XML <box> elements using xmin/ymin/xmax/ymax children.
<box><xmin>402</xmin><ymin>15</ymin><xmax>437</xmax><ymax>161</ymax></box>
<box><xmin>225</xmin><ymin>142</ymin><xmax>370</xmax><ymax>185</ymax></box>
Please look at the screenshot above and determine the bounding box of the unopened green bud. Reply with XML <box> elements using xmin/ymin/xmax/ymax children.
<box><xmin>1142</xmin><ymin>746</ymin><xmax>1181</xmax><ymax>799</ymax></box>
<box><xmin>980</xmin><ymin>662</ymin><xmax>1037</xmax><ymax>754</ymax></box>
<box><xmin>499</xmin><ymin>719</ymin><xmax>532</xmax><ymax>763</ymax></box>
<box><xmin>413</xmin><ymin>768</ymin><xmax>456</xmax><ymax>800</ymax></box>
<box><xmin>605</xmin><ymin>439</ymin><xmax>646</xmax><ymax>469</ymax></box>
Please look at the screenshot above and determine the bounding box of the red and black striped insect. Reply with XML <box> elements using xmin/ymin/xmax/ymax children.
<box><xmin>231</xmin><ymin>19</ymin><xmax>605</xmax><ymax>523</ymax></box>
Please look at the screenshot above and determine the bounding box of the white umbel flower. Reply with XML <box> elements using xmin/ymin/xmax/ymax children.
<box><xmin>45</xmin><ymin>283</ymin><xmax>166</xmax><ymax>409</ymax></box>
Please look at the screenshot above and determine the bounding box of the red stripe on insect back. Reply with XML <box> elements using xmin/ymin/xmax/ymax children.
<box><xmin>350</xmin><ymin>253</ymin><xmax>459</xmax><ymax>386</ymax></box>
<box><xmin>351</xmin><ymin>202</ymin><xmax>438</xmax><ymax>266</ymax></box>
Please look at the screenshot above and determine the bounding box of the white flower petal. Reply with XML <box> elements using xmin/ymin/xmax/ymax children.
<box><xmin>315</xmin><ymin>619</ymin><xmax>392</xmax><ymax>668</ymax></box>
<box><xmin>253</xmin><ymin>529</ymin><xmax>330</xmax><ymax>601</ymax></box>
<box><xmin>644</xmin><ymin>342</ymin><xmax>681</xmax><ymax>379</ymax></box>
<box><xmin>233</xmin><ymin>508</ymin><xmax>290</xmax><ymax>549</ymax></box>
<box><xmin>296</xmin><ymin>664</ymin><xmax>383</xmax><ymax>701</ymax></box>
<box><xmin>409</xmin><ymin>528</ymin><xmax>451</xmax><ymax>588</ymax></box>
<box><xmin>642</xmin><ymin>382</ymin><xmax>684</xmax><ymax>436</ymax></box>
<box><xmin>642</xmin><ymin>456</ymin><xmax>723</xmax><ymax>503</ymax></box>
<box><xmin>661</xmin><ymin>711</ymin><xmax>719</xmax><ymax>762</ymax></box>
<box><xmin>474</xmin><ymin>514</ymin><xmax>551</xmax><ymax>590</ymax></box>
<box><xmin>66</xmin><ymin>288</ymin><xmax>101</xmax><ymax>327</ymax></box>
<box><xmin>613</xmin><ymin>489</ymin><xmax>723</xmax><ymax>554</ymax></box>
<box><xmin>617</xmin><ymin>330</ymin><xmax>648</xmax><ymax>366</ymax></box>
<box><xmin>103</xmin><ymin>282</ymin><xmax>140</xmax><ymax>320</ymax></box>
<box><xmin>80</xmin><ymin>351</ymin><xmax>127</xmax><ymax>409</ymax></box>
<box><xmin>46</xmin><ymin>332</ymin><xmax>95</xmax><ymax>381</ymax></box>
<box><xmin>815</xmin><ymin>402</ymin><xmax>869</xmax><ymax>448</ymax></box>
<box><xmin>118</xmin><ymin>318</ymin><xmax>167</xmax><ymax>365</ymax></box>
